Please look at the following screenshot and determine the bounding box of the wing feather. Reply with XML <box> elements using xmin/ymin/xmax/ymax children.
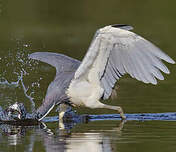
<box><xmin>74</xmin><ymin>36</ymin><xmax>101</xmax><ymax>79</ymax></box>
<box><xmin>72</xmin><ymin>25</ymin><xmax>175</xmax><ymax>100</ymax></box>
<box><xmin>29</xmin><ymin>52</ymin><xmax>80</xmax><ymax>75</ymax></box>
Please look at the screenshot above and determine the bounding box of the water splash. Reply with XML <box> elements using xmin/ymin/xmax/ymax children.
<box><xmin>0</xmin><ymin>39</ymin><xmax>41</xmax><ymax>110</ymax></box>
<box><xmin>0</xmin><ymin>77</ymin><xmax>20</xmax><ymax>88</ymax></box>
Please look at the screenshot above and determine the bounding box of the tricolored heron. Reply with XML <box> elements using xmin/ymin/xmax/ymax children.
<box><xmin>5</xmin><ymin>24</ymin><xmax>175</xmax><ymax>121</ymax></box>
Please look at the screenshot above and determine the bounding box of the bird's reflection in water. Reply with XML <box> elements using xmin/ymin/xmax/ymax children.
<box><xmin>0</xmin><ymin>120</ymin><xmax>125</xmax><ymax>152</ymax></box>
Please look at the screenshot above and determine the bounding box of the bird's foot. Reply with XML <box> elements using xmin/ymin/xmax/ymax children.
<box><xmin>116</xmin><ymin>106</ymin><xmax>126</xmax><ymax>120</ymax></box>
<box><xmin>120</xmin><ymin>113</ymin><xmax>126</xmax><ymax>120</ymax></box>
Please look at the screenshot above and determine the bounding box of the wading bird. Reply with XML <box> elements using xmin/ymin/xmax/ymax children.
<box><xmin>5</xmin><ymin>24</ymin><xmax>175</xmax><ymax>121</ymax></box>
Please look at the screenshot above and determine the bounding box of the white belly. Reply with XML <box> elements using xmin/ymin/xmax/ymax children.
<box><xmin>66</xmin><ymin>79</ymin><xmax>104</xmax><ymax>108</ymax></box>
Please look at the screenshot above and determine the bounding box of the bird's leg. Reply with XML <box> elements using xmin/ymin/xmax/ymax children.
<box><xmin>57</xmin><ymin>103</ymin><xmax>74</xmax><ymax>121</ymax></box>
<box><xmin>57</xmin><ymin>104</ymin><xmax>73</xmax><ymax>129</ymax></box>
<box><xmin>96</xmin><ymin>102</ymin><xmax>126</xmax><ymax>120</ymax></box>
<box><xmin>57</xmin><ymin>104</ymin><xmax>70</xmax><ymax>120</ymax></box>
<box><xmin>106</xmin><ymin>105</ymin><xmax>126</xmax><ymax>119</ymax></box>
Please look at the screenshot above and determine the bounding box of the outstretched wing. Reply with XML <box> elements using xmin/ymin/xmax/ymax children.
<box><xmin>29</xmin><ymin>52</ymin><xmax>81</xmax><ymax>75</ymax></box>
<box><xmin>74</xmin><ymin>25</ymin><xmax>175</xmax><ymax>100</ymax></box>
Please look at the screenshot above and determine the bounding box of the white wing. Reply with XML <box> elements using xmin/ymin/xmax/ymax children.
<box><xmin>74</xmin><ymin>25</ymin><xmax>175</xmax><ymax>100</ymax></box>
